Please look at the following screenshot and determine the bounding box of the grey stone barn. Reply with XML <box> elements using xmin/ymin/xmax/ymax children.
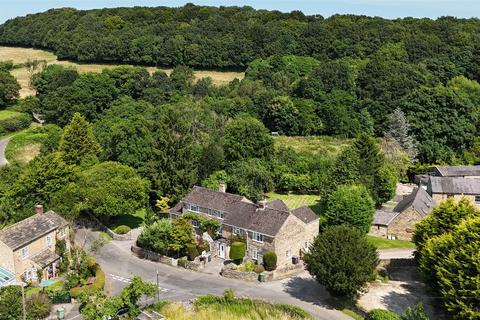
<box><xmin>369</xmin><ymin>187</ymin><xmax>435</xmax><ymax>240</ymax></box>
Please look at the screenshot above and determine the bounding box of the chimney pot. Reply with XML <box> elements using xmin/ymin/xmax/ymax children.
<box><xmin>35</xmin><ymin>204</ymin><xmax>44</xmax><ymax>215</ymax></box>
<box><xmin>257</xmin><ymin>199</ymin><xmax>267</xmax><ymax>211</ymax></box>
<box><xmin>219</xmin><ymin>183</ymin><xmax>226</xmax><ymax>193</ymax></box>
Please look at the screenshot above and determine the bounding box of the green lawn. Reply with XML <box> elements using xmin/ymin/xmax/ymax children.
<box><xmin>273</xmin><ymin>136</ymin><xmax>351</xmax><ymax>157</ymax></box>
<box><xmin>267</xmin><ymin>192</ymin><xmax>321</xmax><ymax>215</ymax></box>
<box><xmin>5</xmin><ymin>126</ymin><xmax>46</xmax><ymax>163</ymax></box>
<box><xmin>366</xmin><ymin>235</ymin><xmax>416</xmax><ymax>249</ymax></box>
<box><xmin>104</xmin><ymin>209</ymin><xmax>146</xmax><ymax>230</ymax></box>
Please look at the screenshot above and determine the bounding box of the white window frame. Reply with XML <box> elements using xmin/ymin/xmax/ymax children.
<box><xmin>251</xmin><ymin>247</ymin><xmax>258</xmax><ymax>260</ymax></box>
<box><xmin>475</xmin><ymin>195</ymin><xmax>480</xmax><ymax>203</ymax></box>
<box><xmin>233</xmin><ymin>227</ymin><xmax>244</xmax><ymax>235</ymax></box>
<box><xmin>190</xmin><ymin>204</ymin><xmax>200</xmax><ymax>213</ymax></box>
<box><xmin>21</xmin><ymin>246</ymin><xmax>29</xmax><ymax>259</ymax></box>
<box><xmin>252</xmin><ymin>232</ymin><xmax>264</xmax><ymax>243</ymax></box>
<box><xmin>58</xmin><ymin>227</ymin><xmax>66</xmax><ymax>238</ymax></box>
<box><xmin>46</xmin><ymin>234</ymin><xmax>53</xmax><ymax>247</ymax></box>
<box><xmin>286</xmin><ymin>249</ymin><xmax>291</xmax><ymax>258</ymax></box>
<box><xmin>192</xmin><ymin>219</ymin><xmax>200</xmax><ymax>228</ymax></box>
<box><xmin>208</xmin><ymin>208</ymin><xmax>224</xmax><ymax>220</ymax></box>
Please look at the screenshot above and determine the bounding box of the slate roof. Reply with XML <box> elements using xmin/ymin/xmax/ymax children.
<box><xmin>172</xmin><ymin>186</ymin><xmax>318</xmax><ymax>237</ymax></box>
<box><xmin>373</xmin><ymin>210</ymin><xmax>400</xmax><ymax>226</ymax></box>
<box><xmin>427</xmin><ymin>176</ymin><xmax>480</xmax><ymax>195</ymax></box>
<box><xmin>393</xmin><ymin>187</ymin><xmax>434</xmax><ymax>217</ymax></box>
<box><xmin>432</xmin><ymin>165</ymin><xmax>480</xmax><ymax>177</ymax></box>
<box><xmin>31</xmin><ymin>250</ymin><xmax>60</xmax><ymax>268</ymax></box>
<box><xmin>291</xmin><ymin>206</ymin><xmax>318</xmax><ymax>224</ymax></box>
<box><xmin>0</xmin><ymin>211</ymin><xmax>68</xmax><ymax>250</ymax></box>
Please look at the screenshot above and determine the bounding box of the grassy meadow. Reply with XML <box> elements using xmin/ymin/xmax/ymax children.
<box><xmin>267</xmin><ymin>192</ymin><xmax>321</xmax><ymax>214</ymax></box>
<box><xmin>273</xmin><ymin>136</ymin><xmax>351</xmax><ymax>158</ymax></box>
<box><xmin>0</xmin><ymin>46</ymin><xmax>245</xmax><ymax>97</ymax></box>
<box><xmin>0</xmin><ymin>110</ymin><xmax>25</xmax><ymax>121</ymax></box>
<box><xmin>149</xmin><ymin>295</ymin><xmax>312</xmax><ymax>320</ymax></box>
<box><xmin>4</xmin><ymin>124</ymin><xmax>45</xmax><ymax>163</ymax></box>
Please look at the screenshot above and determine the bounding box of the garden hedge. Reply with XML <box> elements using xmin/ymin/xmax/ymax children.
<box><xmin>263</xmin><ymin>251</ymin><xmax>277</xmax><ymax>271</ymax></box>
<box><xmin>229</xmin><ymin>242</ymin><xmax>245</xmax><ymax>264</ymax></box>
<box><xmin>366</xmin><ymin>309</ymin><xmax>401</xmax><ymax>320</ymax></box>
<box><xmin>113</xmin><ymin>225</ymin><xmax>131</xmax><ymax>235</ymax></box>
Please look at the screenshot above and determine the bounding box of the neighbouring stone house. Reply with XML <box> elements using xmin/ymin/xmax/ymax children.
<box><xmin>429</xmin><ymin>165</ymin><xmax>480</xmax><ymax>177</ymax></box>
<box><xmin>0</xmin><ymin>205</ymin><xmax>70</xmax><ymax>284</ymax></box>
<box><xmin>170</xmin><ymin>186</ymin><xmax>319</xmax><ymax>267</ymax></box>
<box><xmin>427</xmin><ymin>175</ymin><xmax>480</xmax><ymax>209</ymax></box>
<box><xmin>370</xmin><ymin>187</ymin><xmax>435</xmax><ymax>240</ymax></box>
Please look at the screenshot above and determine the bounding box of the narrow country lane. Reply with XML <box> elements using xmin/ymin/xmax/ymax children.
<box><xmin>74</xmin><ymin>227</ymin><xmax>351</xmax><ymax>320</ymax></box>
<box><xmin>0</xmin><ymin>137</ymin><xmax>11</xmax><ymax>167</ymax></box>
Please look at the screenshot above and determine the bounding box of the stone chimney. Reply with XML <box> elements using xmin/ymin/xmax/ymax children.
<box><xmin>257</xmin><ymin>199</ymin><xmax>267</xmax><ymax>211</ymax></box>
<box><xmin>35</xmin><ymin>204</ymin><xmax>44</xmax><ymax>215</ymax></box>
<box><xmin>218</xmin><ymin>183</ymin><xmax>227</xmax><ymax>193</ymax></box>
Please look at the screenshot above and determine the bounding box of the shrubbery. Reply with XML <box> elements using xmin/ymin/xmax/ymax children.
<box><xmin>185</xmin><ymin>243</ymin><xmax>199</xmax><ymax>261</ymax></box>
<box><xmin>0</xmin><ymin>111</ymin><xmax>31</xmax><ymax>135</ymax></box>
<box><xmin>25</xmin><ymin>293</ymin><xmax>52</xmax><ymax>320</ymax></box>
<box><xmin>113</xmin><ymin>225</ymin><xmax>131</xmax><ymax>234</ymax></box>
<box><xmin>229</xmin><ymin>242</ymin><xmax>245</xmax><ymax>264</ymax></box>
<box><xmin>366</xmin><ymin>309</ymin><xmax>401</xmax><ymax>320</ymax></box>
<box><xmin>263</xmin><ymin>251</ymin><xmax>277</xmax><ymax>271</ymax></box>
<box><xmin>70</xmin><ymin>264</ymin><xmax>105</xmax><ymax>298</ymax></box>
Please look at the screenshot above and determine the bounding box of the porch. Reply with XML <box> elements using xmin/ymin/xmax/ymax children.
<box><xmin>31</xmin><ymin>249</ymin><xmax>61</xmax><ymax>281</ymax></box>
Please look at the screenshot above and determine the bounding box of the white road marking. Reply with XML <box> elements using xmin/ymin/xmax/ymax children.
<box><xmin>109</xmin><ymin>273</ymin><xmax>132</xmax><ymax>283</ymax></box>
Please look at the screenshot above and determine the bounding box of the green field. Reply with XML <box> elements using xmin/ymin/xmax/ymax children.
<box><xmin>5</xmin><ymin>125</ymin><xmax>45</xmax><ymax>163</ymax></box>
<box><xmin>103</xmin><ymin>209</ymin><xmax>146</xmax><ymax>230</ymax></box>
<box><xmin>267</xmin><ymin>192</ymin><xmax>321</xmax><ymax>214</ymax></box>
<box><xmin>0</xmin><ymin>110</ymin><xmax>25</xmax><ymax>121</ymax></box>
<box><xmin>366</xmin><ymin>235</ymin><xmax>416</xmax><ymax>249</ymax></box>
<box><xmin>273</xmin><ymin>136</ymin><xmax>351</xmax><ymax>157</ymax></box>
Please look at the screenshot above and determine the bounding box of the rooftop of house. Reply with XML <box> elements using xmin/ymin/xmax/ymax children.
<box><xmin>171</xmin><ymin>186</ymin><xmax>319</xmax><ymax>236</ymax></box>
<box><xmin>427</xmin><ymin>176</ymin><xmax>480</xmax><ymax>195</ymax></box>
<box><xmin>432</xmin><ymin>165</ymin><xmax>480</xmax><ymax>177</ymax></box>
<box><xmin>0</xmin><ymin>210</ymin><xmax>68</xmax><ymax>251</ymax></box>
<box><xmin>393</xmin><ymin>187</ymin><xmax>435</xmax><ymax>217</ymax></box>
<box><xmin>373</xmin><ymin>187</ymin><xmax>435</xmax><ymax>226</ymax></box>
<box><xmin>373</xmin><ymin>210</ymin><xmax>400</xmax><ymax>226</ymax></box>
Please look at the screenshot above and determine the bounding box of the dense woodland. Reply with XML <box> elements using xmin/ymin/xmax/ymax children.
<box><xmin>0</xmin><ymin>5</ymin><xmax>480</xmax><ymax>225</ymax></box>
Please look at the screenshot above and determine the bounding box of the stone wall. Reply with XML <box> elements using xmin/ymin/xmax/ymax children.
<box><xmin>388</xmin><ymin>208</ymin><xmax>423</xmax><ymax>240</ymax></box>
<box><xmin>220</xmin><ymin>262</ymin><xmax>304</xmax><ymax>282</ymax></box>
<box><xmin>369</xmin><ymin>225</ymin><xmax>388</xmax><ymax>238</ymax></box>
<box><xmin>84</xmin><ymin>212</ymin><xmax>133</xmax><ymax>241</ymax></box>
<box><xmin>131</xmin><ymin>245</ymin><xmax>201</xmax><ymax>271</ymax></box>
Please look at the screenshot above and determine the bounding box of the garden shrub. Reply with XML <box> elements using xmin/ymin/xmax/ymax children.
<box><xmin>254</xmin><ymin>264</ymin><xmax>265</xmax><ymax>273</ymax></box>
<box><xmin>26</xmin><ymin>293</ymin><xmax>52</xmax><ymax>320</ymax></box>
<box><xmin>47</xmin><ymin>290</ymin><xmax>71</xmax><ymax>304</ymax></box>
<box><xmin>113</xmin><ymin>225</ymin><xmax>131</xmax><ymax>234</ymax></box>
<box><xmin>244</xmin><ymin>261</ymin><xmax>256</xmax><ymax>272</ymax></box>
<box><xmin>229</xmin><ymin>242</ymin><xmax>245</xmax><ymax>264</ymax></box>
<box><xmin>70</xmin><ymin>265</ymin><xmax>105</xmax><ymax>298</ymax></box>
<box><xmin>263</xmin><ymin>251</ymin><xmax>277</xmax><ymax>271</ymax></box>
<box><xmin>185</xmin><ymin>243</ymin><xmax>199</xmax><ymax>261</ymax></box>
<box><xmin>366</xmin><ymin>309</ymin><xmax>401</xmax><ymax>320</ymax></box>
<box><xmin>177</xmin><ymin>258</ymin><xmax>188</xmax><ymax>268</ymax></box>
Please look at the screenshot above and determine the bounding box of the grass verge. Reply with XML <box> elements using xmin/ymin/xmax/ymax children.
<box><xmin>5</xmin><ymin>125</ymin><xmax>46</xmax><ymax>163</ymax></box>
<box><xmin>366</xmin><ymin>236</ymin><xmax>416</xmax><ymax>249</ymax></box>
<box><xmin>103</xmin><ymin>209</ymin><xmax>146</xmax><ymax>230</ymax></box>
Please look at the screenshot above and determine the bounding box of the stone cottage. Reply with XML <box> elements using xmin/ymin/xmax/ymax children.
<box><xmin>170</xmin><ymin>186</ymin><xmax>319</xmax><ymax>267</ymax></box>
<box><xmin>0</xmin><ymin>205</ymin><xmax>70</xmax><ymax>284</ymax></box>
<box><xmin>427</xmin><ymin>175</ymin><xmax>480</xmax><ymax>209</ymax></box>
<box><xmin>370</xmin><ymin>187</ymin><xmax>435</xmax><ymax>240</ymax></box>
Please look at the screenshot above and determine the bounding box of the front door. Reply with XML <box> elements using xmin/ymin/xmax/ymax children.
<box><xmin>219</xmin><ymin>243</ymin><xmax>226</xmax><ymax>259</ymax></box>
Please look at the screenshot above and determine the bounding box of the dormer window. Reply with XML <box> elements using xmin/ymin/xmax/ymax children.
<box><xmin>252</xmin><ymin>232</ymin><xmax>264</xmax><ymax>243</ymax></box>
<box><xmin>208</xmin><ymin>208</ymin><xmax>224</xmax><ymax>219</ymax></box>
<box><xmin>185</xmin><ymin>203</ymin><xmax>199</xmax><ymax>213</ymax></box>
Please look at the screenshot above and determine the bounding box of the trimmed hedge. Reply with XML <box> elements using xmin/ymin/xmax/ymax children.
<box><xmin>263</xmin><ymin>251</ymin><xmax>277</xmax><ymax>271</ymax></box>
<box><xmin>0</xmin><ymin>111</ymin><xmax>30</xmax><ymax>135</ymax></box>
<box><xmin>70</xmin><ymin>265</ymin><xmax>105</xmax><ymax>298</ymax></box>
<box><xmin>229</xmin><ymin>242</ymin><xmax>245</xmax><ymax>264</ymax></box>
<box><xmin>113</xmin><ymin>225</ymin><xmax>131</xmax><ymax>235</ymax></box>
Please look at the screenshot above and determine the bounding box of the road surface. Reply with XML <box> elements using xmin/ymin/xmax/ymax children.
<box><xmin>378</xmin><ymin>249</ymin><xmax>415</xmax><ymax>260</ymax></box>
<box><xmin>0</xmin><ymin>137</ymin><xmax>11</xmax><ymax>167</ymax></box>
<box><xmin>75</xmin><ymin>227</ymin><xmax>350</xmax><ymax>320</ymax></box>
